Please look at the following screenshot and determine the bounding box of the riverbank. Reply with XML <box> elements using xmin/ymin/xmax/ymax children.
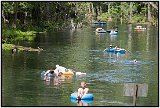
<box><xmin>2</xmin><ymin>43</ymin><xmax>44</xmax><ymax>52</ymax></box>
<box><xmin>2</xmin><ymin>27</ymin><xmax>39</xmax><ymax>51</ymax></box>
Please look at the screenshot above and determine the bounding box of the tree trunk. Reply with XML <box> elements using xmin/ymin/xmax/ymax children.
<box><xmin>97</xmin><ymin>6</ymin><xmax>99</xmax><ymax>16</ymax></box>
<box><xmin>13</xmin><ymin>2</ymin><xmax>18</xmax><ymax>28</ymax></box>
<box><xmin>88</xmin><ymin>3</ymin><xmax>91</xmax><ymax>13</ymax></box>
<box><xmin>46</xmin><ymin>2</ymin><xmax>50</xmax><ymax>22</ymax></box>
<box><xmin>99</xmin><ymin>6</ymin><xmax>102</xmax><ymax>15</ymax></box>
<box><xmin>120</xmin><ymin>12</ymin><xmax>123</xmax><ymax>24</ymax></box>
<box><xmin>95</xmin><ymin>5</ymin><xmax>98</xmax><ymax>17</ymax></box>
<box><xmin>24</xmin><ymin>12</ymin><xmax>27</xmax><ymax>25</ymax></box>
<box><xmin>147</xmin><ymin>3</ymin><xmax>151</xmax><ymax>23</ymax></box>
<box><xmin>129</xmin><ymin>2</ymin><xmax>133</xmax><ymax>23</ymax></box>
<box><xmin>108</xmin><ymin>2</ymin><xmax>110</xmax><ymax>13</ymax></box>
<box><xmin>70</xmin><ymin>19</ymin><xmax>75</xmax><ymax>29</ymax></box>
<box><xmin>120</xmin><ymin>2</ymin><xmax>123</xmax><ymax>24</ymax></box>
<box><xmin>2</xmin><ymin>8</ymin><xmax>6</xmax><ymax>23</ymax></box>
<box><xmin>91</xmin><ymin>3</ymin><xmax>94</xmax><ymax>15</ymax></box>
<box><xmin>32</xmin><ymin>3</ymin><xmax>41</xmax><ymax>26</ymax></box>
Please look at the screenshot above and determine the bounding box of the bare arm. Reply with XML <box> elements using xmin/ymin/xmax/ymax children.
<box><xmin>77</xmin><ymin>88</ymin><xmax>82</xmax><ymax>97</ymax></box>
<box><xmin>84</xmin><ymin>88</ymin><xmax>89</xmax><ymax>95</ymax></box>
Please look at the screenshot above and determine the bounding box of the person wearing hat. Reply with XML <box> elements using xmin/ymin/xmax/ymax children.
<box><xmin>109</xmin><ymin>45</ymin><xmax>112</xmax><ymax>48</ymax></box>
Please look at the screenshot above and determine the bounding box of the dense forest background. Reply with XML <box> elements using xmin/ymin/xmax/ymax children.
<box><xmin>2</xmin><ymin>2</ymin><xmax>158</xmax><ymax>44</ymax></box>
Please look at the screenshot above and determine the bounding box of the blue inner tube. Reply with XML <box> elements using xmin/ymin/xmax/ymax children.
<box><xmin>105</xmin><ymin>48</ymin><xmax>115</xmax><ymax>53</ymax></box>
<box><xmin>110</xmin><ymin>32</ymin><xmax>118</xmax><ymax>35</ymax></box>
<box><xmin>70</xmin><ymin>93</ymin><xmax>94</xmax><ymax>100</ymax></box>
<box><xmin>114</xmin><ymin>49</ymin><xmax>126</xmax><ymax>54</ymax></box>
<box><xmin>70</xmin><ymin>98</ymin><xmax>93</xmax><ymax>104</ymax></box>
<box><xmin>106</xmin><ymin>30</ymin><xmax>118</xmax><ymax>33</ymax></box>
<box><xmin>104</xmin><ymin>48</ymin><xmax>126</xmax><ymax>54</ymax></box>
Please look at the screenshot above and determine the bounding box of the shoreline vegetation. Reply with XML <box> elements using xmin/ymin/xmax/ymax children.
<box><xmin>2</xmin><ymin>2</ymin><xmax>158</xmax><ymax>51</ymax></box>
<box><xmin>2</xmin><ymin>28</ymin><xmax>37</xmax><ymax>51</ymax></box>
<box><xmin>2</xmin><ymin>43</ymin><xmax>44</xmax><ymax>52</ymax></box>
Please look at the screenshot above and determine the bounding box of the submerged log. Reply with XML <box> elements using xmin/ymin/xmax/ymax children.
<box><xmin>16</xmin><ymin>45</ymin><xmax>44</xmax><ymax>52</ymax></box>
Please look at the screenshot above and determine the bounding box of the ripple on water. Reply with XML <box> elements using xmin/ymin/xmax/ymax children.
<box><xmin>87</xmin><ymin>68</ymin><xmax>145</xmax><ymax>83</ymax></box>
<box><xmin>99</xmin><ymin>100</ymin><xmax>131</xmax><ymax>106</ymax></box>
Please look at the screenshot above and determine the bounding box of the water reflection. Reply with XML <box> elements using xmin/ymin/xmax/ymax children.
<box><xmin>110</xmin><ymin>35</ymin><xmax>117</xmax><ymax>42</ymax></box>
<box><xmin>146</xmin><ymin>24</ymin><xmax>150</xmax><ymax>51</ymax></box>
<box><xmin>70</xmin><ymin>98</ymin><xmax>94</xmax><ymax>106</ymax></box>
<box><xmin>128</xmin><ymin>24</ymin><xmax>132</xmax><ymax>51</ymax></box>
<box><xmin>77</xmin><ymin>100</ymin><xmax>88</xmax><ymax>106</ymax></box>
<box><xmin>44</xmin><ymin>75</ymin><xmax>74</xmax><ymax>86</ymax></box>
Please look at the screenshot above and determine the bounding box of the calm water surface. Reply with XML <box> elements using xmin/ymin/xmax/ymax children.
<box><xmin>2</xmin><ymin>23</ymin><xmax>158</xmax><ymax>106</ymax></box>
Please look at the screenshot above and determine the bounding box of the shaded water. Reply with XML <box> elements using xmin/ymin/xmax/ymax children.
<box><xmin>2</xmin><ymin>23</ymin><xmax>158</xmax><ymax>106</ymax></box>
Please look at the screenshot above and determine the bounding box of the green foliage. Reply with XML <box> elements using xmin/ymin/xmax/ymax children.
<box><xmin>2</xmin><ymin>43</ymin><xmax>15</xmax><ymax>50</ymax></box>
<box><xmin>2</xmin><ymin>1</ymin><xmax>158</xmax><ymax>38</ymax></box>
<box><xmin>2</xmin><ymin>2</ymin><xmax>14</xmax><ymax>13</ymax></box>
<box><xmin>96</xmin><ymin>2</ymin><xmax>158</xmax><ymax>25</ymax></box>
<box><xmin>131</xmin><ymin>14</ymin><xmax>146</xmax><ymax>23</ymax></box>
<box><xmin>97</xmin><ymin>13</ymin><xmax>111</xmax><ymax>22</ymax></box>
<box><xmin>2</xmin><ymin>28</ymin><xmax>36</xmax><ymax>43</ymax></box>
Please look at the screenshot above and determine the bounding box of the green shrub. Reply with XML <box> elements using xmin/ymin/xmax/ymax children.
<box><xmin>97</xmin><ymin>13</ymin><xmax>111</xmax><ymax>22</ymax></box>
<box><xmin>2</xmin><ymin>28</ymin><xmax>36</xmax><ymax>43</ymax></box>
<box><xmin>2</xmin><ymin>43</ymin><xmax>15</xmax><ymax>50</ymax></box>
<box><xmin>131</xmin><ymin>14</ymin><xmax>146</xmax><ymax>23</ymax></box>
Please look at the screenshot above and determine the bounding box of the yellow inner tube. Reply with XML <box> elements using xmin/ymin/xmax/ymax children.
<box><xmin>62</xmin><ymin>71</ymin><xmax>74</xmax><ymax>75</ymax></box>
<box><xmin>134</xmin><ymin>28</ymin><xmax>145</xmax><ymax>30</ymax></box>
<box><xmin>134</xmin><ymin>28</ymin><xmax>141</xmax><ymax>30</ymax></box>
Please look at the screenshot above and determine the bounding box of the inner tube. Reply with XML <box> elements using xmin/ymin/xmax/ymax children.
<box><xmin>70</xmin><ymin>98</ymin><xmax>93</xmax><ymax>104</ymax></box>
<box><xmin>70</xmin><ymin>92</ymin><xmax>94</xmax><ymax>100</ymax></box>
<box><xmin>106</xmin><ymin>30</ymin><xmax>118</xmax><ymax>33</ymax></box>
<box><xmin>104</xmin><ymin>48</ymin><xmax>126</xmax><ymax>54</ymax></box>
<box><xmin>114</xmin><ymin>49</ymin><xmax>126</xmax><ymax>54</ymax></box>
<box><xmin>110</xmin><ymin>32</ymin><xmax>118</xmax><ymax>35</ymax></box>
<box><xmin>41</xmin><ymin>71</ymin><xmax>55</xmax><ymax>80</ymax></box>
<box><xmin>41</xmin><ymin>71</ymin><xmax>46</xmax><ymax>79</ymax></box>
<box><xmin>97</xmin><ymin>30</ymin><xmax>107</xmax><ymax>33</ymax></box>
<box><xmin>104</xmin><ymin>48</ymin><xmax>115</xmax><ymax>53</ymax></box>
<box><xmin>134</xmin><ymin>28</ymin><xmax>146</xmax><ymax>30</ymax></box>
<box><xmin>62</xmin><ymin>71</ymin><xmax>74</xmax><ymax>75</ymax></box>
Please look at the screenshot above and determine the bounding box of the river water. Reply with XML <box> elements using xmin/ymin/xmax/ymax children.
<box><xmin>2</xmin><ymin>23</ymin><xmax>158</xmax><ymax>106</ymax></box>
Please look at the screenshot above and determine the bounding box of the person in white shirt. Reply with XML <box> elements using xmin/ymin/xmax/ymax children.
<box><xmin>54</xmin><ymin>65</ymin><xmax>67</xmax><ymax>76</ymax></box>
